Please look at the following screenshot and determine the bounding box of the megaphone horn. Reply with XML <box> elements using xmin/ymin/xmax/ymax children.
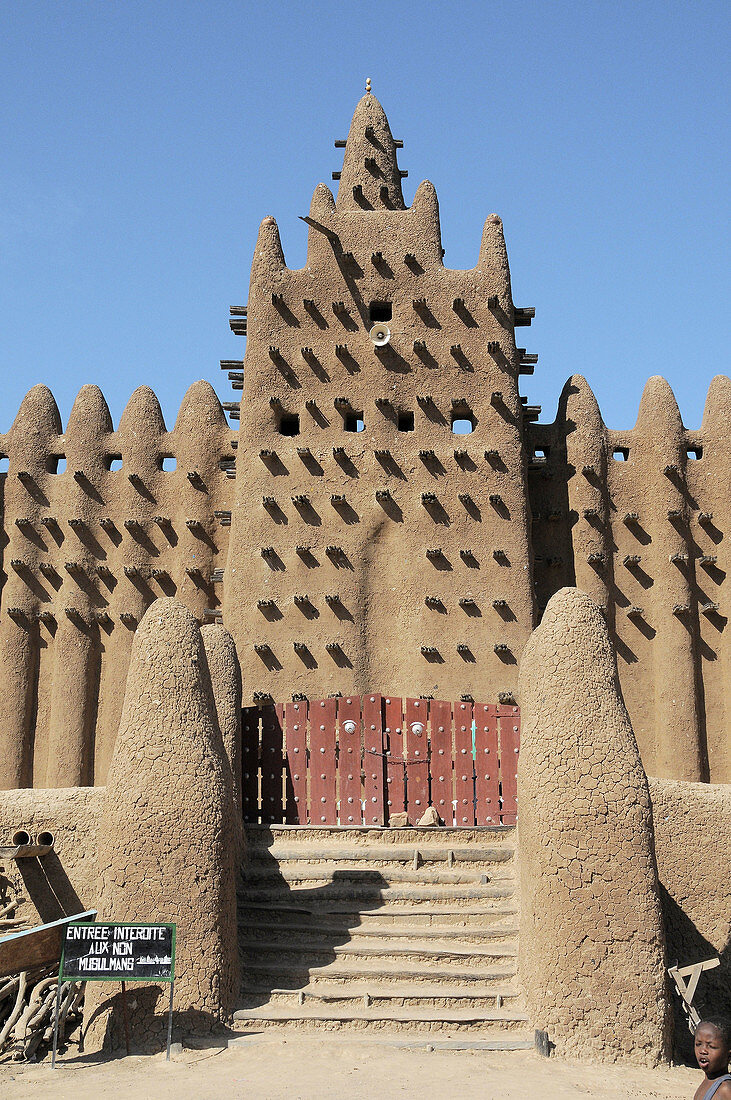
<box><xmin>369</xmin><ymin>323</ymin><xmax>391</xmax><ymax>347</ymax></box>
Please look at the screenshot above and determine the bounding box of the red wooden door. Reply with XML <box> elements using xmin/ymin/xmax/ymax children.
<box><xmin>474</xmin><ymin>703</ymin><xmax>500</xmax><ymax>826</ymax></box>
<box><xmin>453</xmin><ymin>700</ymin><xmax>475</xmax><ymax>826</ymax></box>
<box><xmin>404</xmin><ymin>697</ymin><xmax>429</xmax><ymax>823</ymax></box>
<box><xmin>241</xmin><ymin>706</ymin><xmax>260</xmax><ymax>824</ymax></box>
<box><xmin>429</xmin><ymin>699</ymin><xmax>453</xmax><ymax>825</ymax></box>
<box><xmin>338</xmin><ymin>695</ymin><xmax>362</xmax><ymax>825</ymax></box>
<box><xmin>284</xmin><ymin>700</ymin><xmax>308</xmax><ymax>824</ymax></box>
<box><xmin>498</xmin><ymin>706</ymin><xmax>520</xmax><ymax>824</ymax></box>
<box><xmin>260</xmin><ymin>703</ymin><xmax>284</xmax><ymax>824</ymax></box>
<box><xmin>362</xmin><ymin>694</ymin><xmax>385</xmax><ymax>825</ymax></box>
<box><xmin>309</xmin><ymin>697</ymin><xmax>338</xmax><ymax>824</ymax></box>
<box><xmin>384</xmin><ymin>695</ymin><xmax>405</xmax><ymax>824</ymax></box>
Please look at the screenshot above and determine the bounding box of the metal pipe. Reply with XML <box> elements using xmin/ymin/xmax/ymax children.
<box><xmin>34</xmin><ymin>831</ymin><xmax>55</xmax><ymax>855</ymax></box>
<box><xmin>0</xmin><ymin>828</ymin><xmax>55</xmax><ymax>859</ymax></box>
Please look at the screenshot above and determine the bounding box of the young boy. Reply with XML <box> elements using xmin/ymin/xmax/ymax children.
<box><xmin>694</xmin><ymin>1019</ymin><xmax>731</xmax><ymax>1100</ymax></box>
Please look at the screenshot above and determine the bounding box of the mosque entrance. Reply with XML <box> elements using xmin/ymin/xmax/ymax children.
<box><xmin>240</xmin><ymin>695</ymin><xmax>520</xmax><ymax>827</ymax></box>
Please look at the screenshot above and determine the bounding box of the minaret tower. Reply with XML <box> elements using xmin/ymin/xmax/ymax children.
<box><xmin>224</xmin><ymin>88</ymin><xmax>537</xmax><ymax>704</ymax></box>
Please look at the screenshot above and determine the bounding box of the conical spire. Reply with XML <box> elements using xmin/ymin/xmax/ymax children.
<box><xmin>336</xmin><ymin>93</ymin><xmax>405</xmax><ymax>212</ymax></box>
<box><xmin>634</xmin><ymin>375</ymin><xmax>683</xmax><ymax>435</ymax></box>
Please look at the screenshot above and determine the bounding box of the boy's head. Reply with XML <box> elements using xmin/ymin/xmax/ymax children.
<box><xmin>695</xmin><ymin>1019</ymin><xmax>731</xmax><ymax>1076</ymax></box>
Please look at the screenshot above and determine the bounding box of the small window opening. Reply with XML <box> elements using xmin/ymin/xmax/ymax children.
<box><xmin>279</xmin><ymin>413</ymin><xmax>300</xmax><ymax>436</ymax></box>
<box><xmin>0</xmin><ymin>456</ymin><xmax>8</xmax><ymax>473</ymax></box>
<box><xmin>49</xmin><ymin>456</ymin><xmax>67</xmax><ymax>474</ymax></box>
<box><xmin>106</xmin><ymin>456</ymin><xmax>123</xmax><ymax>471</ymax></box>
<box><xmin>686</xmin><ymin>446</ymin><xmax>702</xmax><ymax>460</ymax></box>
<box><xmin>369</xmin><ymin>301</ymin><xmax>392</xmax><ymax>324</ymax></box>
<box><xmin>451</xmin><ymin>415</ymin><xmax>475</xmax><ymax>435</ymax></box>
<box><xmin>397</xmin><ymin>411</ymin><xmax>415</xmax><ymax>432</ymax></box>
<box><xmin>344</xmin><ymin>412</ymin><xmax>365</xmax><ymax>433</ymax></box>
<box><xmin>160</xmin><ymin>456</ymin><xmax>177</xmax><ymax>471</ymax></box>
<box><xmin>533</xmin><ymin>447</ymin><xmax>549</xmax><ymax>460</ymax></box>
<box><xmin>613</xmin><ymin>448</ymin><xmax>629</xmax><ymax>462</ymax></box>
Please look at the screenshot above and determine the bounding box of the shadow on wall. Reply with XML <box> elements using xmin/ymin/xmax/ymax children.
<box><xmin>662</xmin><ymin>885</ymin><xmax>731</xmax><ymax>1064</ymax></box>
<box><xmin>237</xmin><ymin>831</ymin><xmax>388</xmax><ymax>1009</ymax></box>
<box><xmin>16</xmin><ymin>853</ymin><xmax>84</xmax><ymax>922</ymax></box>
<box><xmin>82</xmin><ymin>989</ymin><xmax>234</xmax><ymax>1055</ymax></box>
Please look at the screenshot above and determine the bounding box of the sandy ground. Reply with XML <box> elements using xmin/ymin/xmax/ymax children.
<box><xmin>0</xmin><ymin>1037</ymin><xmax>699</xmax><ymax>1100</ymax></box>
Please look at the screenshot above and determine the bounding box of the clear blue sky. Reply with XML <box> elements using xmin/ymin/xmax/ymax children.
<box><xmin>1</xmin><ymin>0</ymin><xmax>728</xmax><ymax>434</ymax></box>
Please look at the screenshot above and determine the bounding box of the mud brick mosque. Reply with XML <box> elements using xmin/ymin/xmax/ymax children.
<box><xmin>0</xmin><ymin>88</ymin><xmax>728</xmax><ymax>1063</ymax></box>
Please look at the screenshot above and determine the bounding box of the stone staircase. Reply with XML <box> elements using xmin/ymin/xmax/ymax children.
<box><xmin>233</xmin><ymin>825</ymin><xmax>533</xmax><ymax>1049</ymax></box>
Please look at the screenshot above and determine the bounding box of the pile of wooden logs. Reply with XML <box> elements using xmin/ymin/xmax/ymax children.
<box><xmin>0</xmin><ymin>969</ymin><xmax>84</xmax><ymax>1060</ymax></box>
<box><xmin>0</xmin><ymin>871</ymin><xmax>85</xmax><ymax>1061</ymax></box>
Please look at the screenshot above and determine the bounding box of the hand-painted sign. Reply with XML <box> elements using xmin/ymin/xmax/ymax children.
<box><xmin>60</xmin><ymin>922</ymin><xmax>176</xmax><ymax>982</ymax></box>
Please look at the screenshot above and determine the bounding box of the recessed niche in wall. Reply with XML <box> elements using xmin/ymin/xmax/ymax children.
<box><xmin>613</xmin><ymin>448</ymin><xmax>629</xmax><ymax>462</ymax></box>
<box><xmin>160</xmin><ymin>456</ymin><xmax>177</xmax><ymax>471</ymax></box>
<box><xmin>49</xmin><ymin>456</ymin><xmax>67</xmax><ymax>474</ymax></box>
<box><xmin>397</xmin><ymin>411</ymin><xmax>415</xmax><ymax>432</ymax></box>
<box><xmin>0</xmin><ymin>456</ymin><xmax>8</xmax><ymax>473</ymax></box>
<box><xmin>686</xmin><ymin>447</ymin><xmax>703</xmax><ymax>460</ymax></box>
<box><xmin>344</xmin><ymin>412</ymin><xmax>365</xmax><ymax>433</ymax></box>
<box><xmin>279</xmin><ymin>413</ymin><xmax>300</xmax><ymax>436</ymax></box>
<box><xmin>106</xmin><ymin>456</ymin><xmax>123</xmax><ymax>471</ymax></box>
<box><xmin>452</xmin><ymin>416</ymin><xmax>474</xmax><ymax>435</ymax></box>
<box><xmin>369</xmin><ymin>301</ymin><xmax>392</xmax><ymax>324</ymax></box>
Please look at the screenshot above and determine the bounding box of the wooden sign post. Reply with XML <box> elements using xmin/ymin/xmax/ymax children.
<box><xmin>52</xmin><ymin>922</ymin><xmax>176</xmax><ymax>1067</ymax></box>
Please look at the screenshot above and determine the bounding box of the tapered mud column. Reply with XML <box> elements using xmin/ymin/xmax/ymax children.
<box><xmin>0</xmin><ymin>618</ymin><xmax>37</xmax><ymax>788</ymax></box>
<box><xmin>562</xmin><ymin>376</ymin><xmax>611</xmax><ymax>609</ymax></box>
<box><xmin>629</xmin><ymin>377</ymin><xmax>703</xmax><ymax>780</ymax></box>
<box><xmin>517</xmin><ymin>587</ymin><xmax>670</xmax><ymax>1065</ymax></box>
<box><xmin>46</xmin><ymin>616</ymin><xmax>96</xmax><ymax>786</ymax></box>
<box><xmin>84</xmin><ymin>599</ymin><xmax>239</xmax><ymax>1052</ymax></box>
<box><xmin>694</xmin><ymin>376</ymin><xmax>731</xmax><ymax>782</ymax></box>
<box><xmin>0</xmin><ymin>385</ymin><xmax>61</xmax><ymax>787</ymax></box>
<box><xmin>201</xmin><ymin>622</ymin><xmax>244</xmax><ymax>856</ymax></box>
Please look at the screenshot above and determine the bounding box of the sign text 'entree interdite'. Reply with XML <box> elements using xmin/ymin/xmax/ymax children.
<box><xmin>60</xmin><ymin>923</ymin><xmax>176</xmax><ymax>981</ymax></box>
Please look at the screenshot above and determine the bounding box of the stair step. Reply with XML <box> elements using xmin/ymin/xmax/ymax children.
<box><xmin>228</xmin><ymin>1032</ymin><xmax>535</xmax><ymax>1051</ymax></box>
<box><xmin>245</xmin><ymin>825</ymin><xmax>514</xmax><ymax>842</ymax></box>
<box><xmin>238</xmin><ymin>901</ymin><xmax>518</xmax><ymax>922</ymax></box>
<box><xmin>243</xmin><ymin>866</ymin><xmax>509</xmax><ymax>886</ymax></box>
<box><xmin>240</xmin><ymin>982</ymin><xmax>521</xmax><ymax>1004</ymax></box>
<box><xmin>240</xmin><ymin>939</ymin><xmax>516</xmax><ymax>964</ymax></box>
<box><xmin>238</xmin><ymin>920</ymin><xmax>518</xmax><ymax>942</ymax></box>
<box><xmin>233</xmin><ymin>1005</ymin><xmax>530</xmax><ymax>1028</ymax></box>
<box><xmin>248</xmin><ymin>845</ymin><xmax>514</xmax><ymax>865</ymax></box>
<box><xmin>242</xmin><ymin>956</ymin><xmax>517</xmax><ymax>982</ymax></box>
<box><xmin>242</xmin><ymin>884</ymin><xmax>514</xmax><ymax>904</ymax></box>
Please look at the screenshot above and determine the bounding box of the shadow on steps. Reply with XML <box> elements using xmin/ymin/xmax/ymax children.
<box><xmin>237</xmin><ymin>837</ymin><xmax>388</xmax><ymax>1009</ymax></box>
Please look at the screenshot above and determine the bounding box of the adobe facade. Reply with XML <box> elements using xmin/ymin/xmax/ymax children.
<box><xmin>0</xmin><ymin>90</ymin><xmax>727</xmax><ymax>790</ymax></box>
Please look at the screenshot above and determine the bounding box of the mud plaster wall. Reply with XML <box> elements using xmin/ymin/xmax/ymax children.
<box><xmin>0</xmin><ymin>91</ymin><xmax>728</xmax><ymax>788</ymax></box>
<box><xmin>517</xmin><ymin>587</ymin><xmax>671</xmax><ymax>1065</ymax></box>
<box><xmin>0</xmin><ymin>787</ymin><xmax>102</xmax><ymax>927</ymax></box>
<box><xmin>650</xmin><ymin>777</ymin><xmax>731</xmax><ymax>1057</ymax></box>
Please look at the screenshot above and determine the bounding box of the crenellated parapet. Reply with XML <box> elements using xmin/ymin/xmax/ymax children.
<box><xmin>0</xmin><ymin>383</ymin><xmax>234</xmax><ymax>788</ymax></box>
<box><xmin>527</xmin><ymin>373</ymin><xmax>731</xmax><ymax>782</ymax></box>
